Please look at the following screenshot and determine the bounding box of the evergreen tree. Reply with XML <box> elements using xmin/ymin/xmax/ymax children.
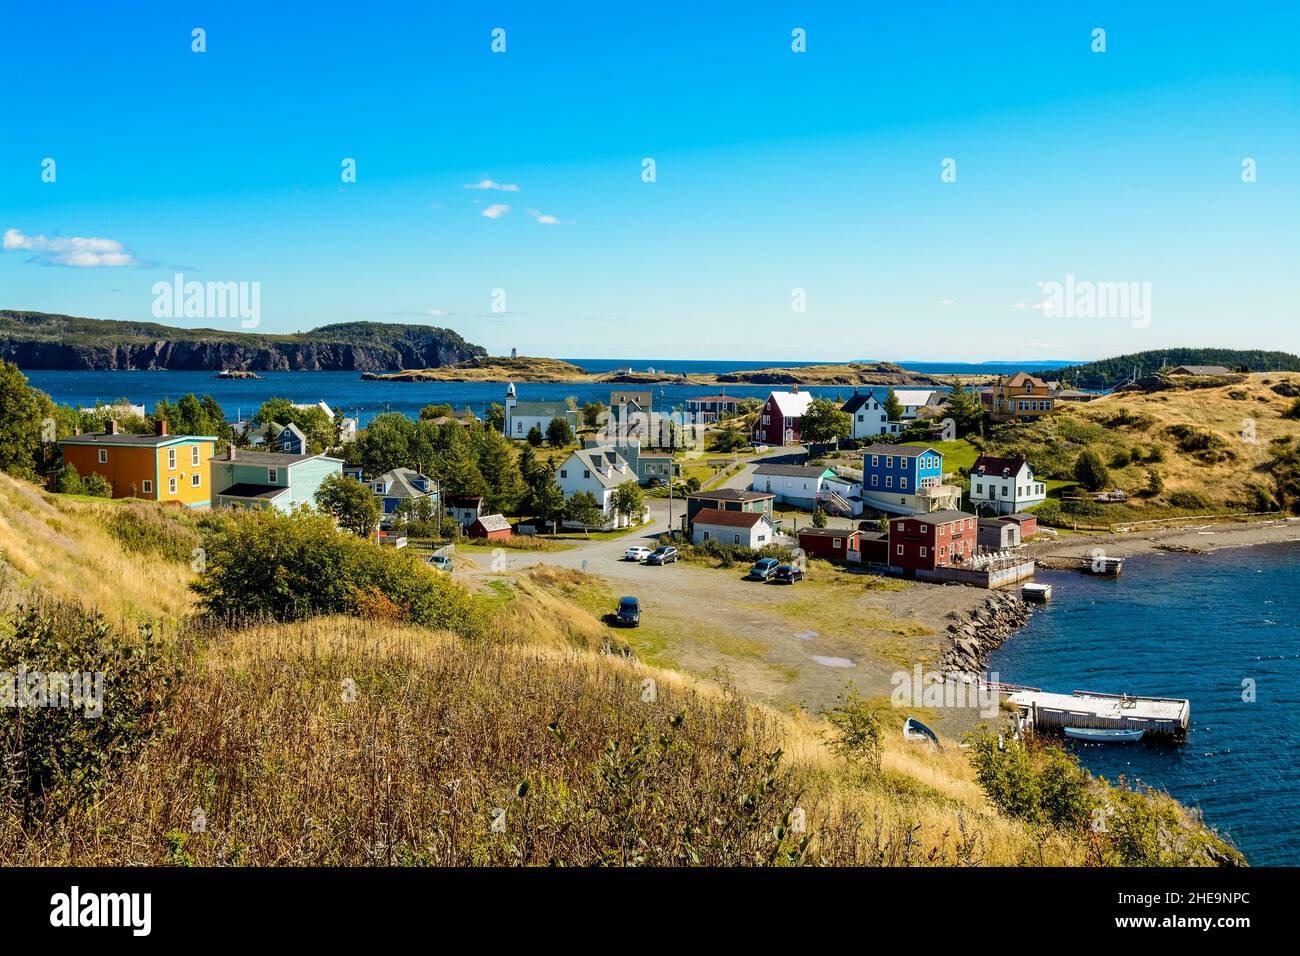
<box><xmin>439</xmin><ymin>425</ymin><xmax>489</xmax><ymax>499</ymax></box>
<box><xmin>883</xmin><ymin>388</ymin><xmax>905</xmax><ymax>422</ymax></box>
<box><xmin>477</xmin><ymin>429</ymin><xmax>527</xmax><ymax>513</ymax></box>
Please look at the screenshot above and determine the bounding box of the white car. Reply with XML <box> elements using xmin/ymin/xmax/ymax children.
<box><xmin>624</xmin><ymin>546</ymin><xmax>654</xmax><ymax>562</ymax></box>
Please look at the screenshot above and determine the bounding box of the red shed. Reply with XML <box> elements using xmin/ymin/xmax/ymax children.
<box><xmin>469</xmin><ymin>513</ymin><xmax>512</xmax><ymax>540</ymax></box>
<box><xmin>888</xmin><ymin>510</ymin><xmax>977</xmax><ymax>572</ymax></box>
<box><xmin>1000</xmin><ymin>512</ymin><xmax>1038</xmax><ymax>538</ymax></box>
<box><xmin>797</xmin><ymin>527</ymin><xmax>861</xmax><ymax>563</ymax></box>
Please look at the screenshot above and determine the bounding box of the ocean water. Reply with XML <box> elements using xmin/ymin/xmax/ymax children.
<box><xmin>986</xmin><ymin>542</ymin><xmax>1300</xmax><ymax>865</ymax></box>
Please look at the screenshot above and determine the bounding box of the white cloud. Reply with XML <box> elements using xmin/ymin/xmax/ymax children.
<box><xmin>481</xmin><ymin>204</ymin><xmax>511</xmax><ymax>219</ymax></box>
<box><xmin>427</xmin><ymin>308</ymin><xmax>447</xmax><ymax>316</ymax></box>
<box><xmin>3</xmin><ymin>228</ymin><xmax>139</xmax><ymax>267</ymax></box>
<box><xmin>464</xmin><ymin>178</ymin><xmax>520</xmax><ymax>192</ymax></box>
<box><xmin>938</xmin><ymin>298</ymin><xmax>956</xmax><ymax>306</ymax></box>
<box><xmin>526</xmin><ymin>208</ymin><xmax>563</xmax><ymax>225</ymax></box>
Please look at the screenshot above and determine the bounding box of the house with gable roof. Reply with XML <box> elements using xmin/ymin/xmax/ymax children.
<box><xmin>751</xmin><ymin>388</ymin><xmax>814</xmax><ymax>446</ymax></box>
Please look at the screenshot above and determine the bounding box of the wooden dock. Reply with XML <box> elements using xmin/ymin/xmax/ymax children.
<box><xmin>1006</xmin><ymin>689</ymin><xmax>1189</xmax><ymax>741</ymax></box>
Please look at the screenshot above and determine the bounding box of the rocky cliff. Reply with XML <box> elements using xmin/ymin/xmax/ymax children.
<box><xmin>0</xmin><ymin>312</ymin><xmax>486</xmax><ymax>372</ymax></box>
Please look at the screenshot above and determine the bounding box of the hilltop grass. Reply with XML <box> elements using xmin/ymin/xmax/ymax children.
<box><xmin>0</xmin><ymin>474</ymin><xmax>1242</xmax><ymax>867</ymax></box>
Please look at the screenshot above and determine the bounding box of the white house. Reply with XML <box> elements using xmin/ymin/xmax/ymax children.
<box><xmin>841</xmin><ymin>390</ymin><xmax>906</xmax><ymax>440</ymax></box>
<box><xmin>555</xmin><ymin>447</ymin><xmax>638</xmax><ymax>528</ymax></box>
<box><xmin>893</xmin><ymin>389</ymin><xmax>939</xmax><ymax>419</ymax></box>
<box><xmin>967</xmin><ymin>454</ymin><xmax>1047</xmax><ymax>515</ymax></box>
<box><xmin>691</xmin><ymin>508</ymin><xmax>776</xmax><ymax>548</ymax></box>
<box><xmin>503</xmin><ymin>382</ymin><xmax>579</xmax><ymax>441</ymax></box>
<box><xmin>750</xmin><ymin>464</ymin><xmax>836</xmax><ymax>510</ymax></box>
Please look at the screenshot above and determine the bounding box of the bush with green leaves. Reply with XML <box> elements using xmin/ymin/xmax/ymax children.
<box><xmin>55</xmin><ymin>464</ymin><xmax>83</xmax><ymax>495</ymax></box>
<box><xmin>191</xmin><ymin>508</ymin><xmax>482</xmax><ymax>633</ymax></box>
<box><xmin>1167</xmin><ymin>489</ymin><xmax>1213</xmax><ymax>510</ymax></box>
<box><xmin>1029</xmin><ymin>500</ymin><xmax>1062</xmax><ymax>525</ymax></box>
<box><xmin>0</xmin><ymin>598</ymin><xmax>179</xmax><ymax>828</ymax></box>
<box><xmin>100</xmin><ymin>503</ymin><xmax>203</xmax><ymax>563</ymax></box>
<box><xmin>82</xmin><ymin>472</ymin><xmax>113</xmax><ymax>498</ymax></box>
<box><xmin>967</xmin><ymin>730</ymin><xmax>1095</xmax><ymax>831</ymax></box>
<box><xmin>1073</xmin><ymin>449</ymin><xmax>1111</xmax><ymax>491</ymax></box>
<box><xmin>824</xmin><ymin>687</ymin><xmax>882</xmax><ymax>773</ymax></box>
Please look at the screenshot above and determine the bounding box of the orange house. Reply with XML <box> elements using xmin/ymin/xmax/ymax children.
<box><xmin>982</xmin><ymin>372</ymin><xmax>1055</xmax><ymax>423</ymax></box>
<box><xmin>58</xmin><ymin>420</ymin><xmax>217</xmax><ymax>507</ymax></box>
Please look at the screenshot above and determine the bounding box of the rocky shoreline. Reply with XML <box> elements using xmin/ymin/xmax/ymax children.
<box><xmin>938</xmin><ymin>589</ymin><xmax>1033</xmax><ymax>679</ymax></box>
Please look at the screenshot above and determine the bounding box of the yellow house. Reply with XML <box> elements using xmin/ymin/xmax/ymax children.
<box><xmin>58</xmin><ymin>420</ymin><xmax>217</xmax><ymax>507</ymax></box>
<box><xmin>983</xmin><ymin>372</ymin><xmax>1055</xmax><ymax>423</ymax></box>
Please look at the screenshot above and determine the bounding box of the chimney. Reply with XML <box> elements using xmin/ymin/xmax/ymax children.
<box><xmin>155</xmin><ymin>418</ymin><xmax>168</xmax><ymax>437</ymax></box>
<box><xmin>106</xmin><ymin>419</ymin><xmax>118</xmax><ymax>435</ymax></box>
<box><xmin>74</xmin><ymin>427</ymin><xmax>81</xmax><ymax>437</ymax></box>
<box><xmin>227</xmin><ymin>445</ymin><xmax>237</xmax><ymax>461</ymax></box>
<box><xmin>790</xmin><ymin>384</ymin><xmax>800</xmax><ymax>393</ymax></box>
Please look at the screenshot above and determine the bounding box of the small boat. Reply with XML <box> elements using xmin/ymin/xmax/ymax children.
<box><xmin>903</xmin><ymin>717</ymin><xmax>941</xmax><ymax>750</ymax></box>
<box><xmin>1021</xmin><ymin>583</ymin><xmax>1052</xmax><ymax>603</ymax></box>
<box><xmin>1063</xmin><ymin>726</ymin><xmax>1145</xmax><ymax>743</ymax></box>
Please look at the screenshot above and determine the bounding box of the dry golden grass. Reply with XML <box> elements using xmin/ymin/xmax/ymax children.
<box><xmin>0</xmin><ymin>472</ymin><xmax>194</xmax><ymax>625</ymax></box>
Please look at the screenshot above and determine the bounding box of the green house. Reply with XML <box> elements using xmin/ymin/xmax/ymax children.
<box><xmin>210</xmin><ymin>448</ymin><xmax>343</xmax><ymax>512</ymax></box>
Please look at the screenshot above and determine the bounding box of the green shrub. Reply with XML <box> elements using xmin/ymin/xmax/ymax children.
<box><xmin>1164</xmin><ymin>424</ymin><xmax>1234</xmax><ymax>463</ymax></box>
<box><xmin>100</xmin><ymin>504</ymin><xmax>202</xmax><ymax>563</ymax></box>
<box><xmin>1109</xmin><ymin>450</ymin><xmax>1131</xmax><ymax>469</ymax></box>
<box><xmin>81</xmin><ymin>472</ymin><xmax>113</xmax><ymax>497</ymax></box>
<box><xmin>967</xmin><ymin>731</ymin><xmax>1096</xmax><ymax>831</ymax></box>
<box><xmin>1073</xmin><ymin>449</ymin><xmax>1110</xmax><ymax>491</ymax></box>
<box><xmin>1168</xmin><ymin>490</ymin><xmax>1212</xmax><ymax>510</ymax></box>
<box><xmin>55</xmin><ymin>465</ymin><xmax>83</xmax><ymax>495</ymax></box>
<box><xmin>1282</xmin><ymin>397</ymin><xmax>1300</xmax><ymax>420</ymax></box>
<box><xmin>0</xmin><ymin>598</ymin><xmax>179</xmax><ymax>827</ymax></box>
<box><xmin>1029</xmin><ymin>500</ymin><xmax>1063</xmax><ymax>525</ymax></box>
<box><xmin>191</xmin><ymin>509</ymin><xmax>483</xmax><ymax>633</ymax></box>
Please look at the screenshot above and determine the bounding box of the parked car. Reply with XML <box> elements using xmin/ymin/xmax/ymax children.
<box><xmin>773</xmin><ymin>563</ymin><xmax>805</xmax><ymax>584</ymax></box>
<box><xmin>645</xmin><ymin>546</ymin><xmax>678</xmax><ymax>565</ymax></box>
<box><xmin>615</xmin><ymin>596</ymin><xmax>641</xmax><ymax>627</ymax></box>
<box><xmin>747</xmin><ymin>557</ymin><xmax>781</xmax><ymax>580</ymax></box>
<box><xmin>624</xmin><ymin>546</ymin><xmax>654</xmax><ymax>562</ymax></box>
<box><xmin>427</xmin><ymin>554</ymin><xmax>453</xmax><ymax>573</ymax></box>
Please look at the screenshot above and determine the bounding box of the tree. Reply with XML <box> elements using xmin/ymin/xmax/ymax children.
<box><xmin>486</xmin><ymin>403</ymin><xmax>506</xmax><ymax>433</ymax></box>
<box><xmin>799</xmin><ymin>398</ymin><xmax>851</xmax><ymax>446</ymax></box>
<box><xmin>83</xmin><ymin>472</ymin><xmax>113</xmax><ymax>497</ymax></box>
<box><xmin>253</xmin><ymin>397</ymin><xmax>335</xmax><ymax>452</ymax></box>
<box><xmin>420</xmin><ymin>403</ymin><xmax>454</xmax><ymax>420</ymax></box>
<box><xmin>1144</xmin><ymin>469</ymin><xmax>1164</xmax><ymax>497</ymax></box>
<box><xmin>314</xmin><ymin>473</ymin><xmax>381</xmax><ymax>536</ymax></box>
<box><xmin>611</xmin><ymin>480</ymin><xmax>644</xmax><ymax>525</ymax></box>
<box><xmin>1074</xmin><ymin>449</ymin><xmax>1111</xmax><ymax>491</ymax></box>
<box><xmin>943</xmin><ymin>381</ymin><xmax>985</xmax><ymax>438</ymax></box>
<box><xmin>354</xmin><ymin>413</ymin><xmax>416</xmax><ymax>476</ymax></box>
<box><xmin>546</xmin><ymin>416</ymin><xmax>575</xmax><ymax>447</ymax></box>
<box><xmin>0</xmin><ymin>360</ymin><xmax>46</xmax><ymax>479</ymax></box>
<box><xmin>811</xmin><ymin>505</ymin><xmax>828</xmax><ymax>528</ymax></box>
<box><xmin>563</xmin><ymin>491</ymin><xmax>605</xmax><ymax>537</ymax></box>
<box><xmin>582</xmin><ymin>401</ymin><xmax>606</xmax><ymax>427</ymax></box>
<box><xmin>477</xmin><ymin>428</ymin><xmax>527</xmax><ymax>514</ymax></box>
<box><xmin>526</xmin><ymin>424</ymin><xmax>543</xmax><ymax>446</ymax></box>
<box><xmin>532</xmin><ymin>481</ymin><xmax>567</xmax><ymax>532</ymax></box>
<box><xmin>438</xmin><ymin>425</ymin><xmax>488</xmax><ymax>499</ymax></box>
<box><xmin>883</xmin><ymin>388</ymin><xmax>905</xmax><ymax>422</ymax></box>
<box><xmin>56</xmin><ymin>464</ymin><xmax>84</xmax><ymax>495</ymax></box>
<box><xmin>517</xmin><ymin>442</ymin><xmax>544</xmax><ymax>489</ymax></box>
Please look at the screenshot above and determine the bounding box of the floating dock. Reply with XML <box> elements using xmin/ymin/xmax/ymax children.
<box><xmin>1006</xmin><ymin>689</ymin><xmax>1189</xmax><ymax>742</ymax></box>
<box><xmin>1021</xmin><ymin>582</ymin><xmax>1052</xmax><ymax>602</ymax></box>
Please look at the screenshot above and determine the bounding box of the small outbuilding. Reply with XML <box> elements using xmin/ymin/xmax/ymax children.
<box><xmin>978</xmin><ymin>518</ymin><xmax>1021</xmax><ymax>550</ymax></box>
<box><xmin>469</xmin><ymin>513</ymin><xmax>512</xmax><ymax>541</ymax></box>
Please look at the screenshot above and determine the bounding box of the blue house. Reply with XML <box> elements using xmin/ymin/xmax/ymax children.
<box><xmin>858</xmin><ymin>444</ymin><xmax>945</xmax><ymax>514</ymax></box>
<box><xmin>210</xmin><ymin>447</ymin><xmax>343</xmax><ymax>513</ymax></box>
<box><xmin>369</xmin><ymin>468</ymin><xmax>439</xmax><ymax>527</ymax></box>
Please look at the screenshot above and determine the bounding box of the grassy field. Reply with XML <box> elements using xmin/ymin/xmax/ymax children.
<box><xmin>0</xmin><ymin>473</ymin><xmax>1243</xmax><ymax>866</ymax></box>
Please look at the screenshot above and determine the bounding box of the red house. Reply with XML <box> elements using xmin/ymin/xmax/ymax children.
<box><xmin>751</xmin><ymin>389</ymin><xmax>813</xmax><ymax>446</ymax></box>
<box><xmin>888</xmin><ymin>510</ymin><xmax>977</xmax><ymax>572</ymax></box>
<box><xmin>797</xmin><ymin>527</ymin><xmax>862</xmax><ymax>563</ymax></box>
<box><xmin>469</xmin><ymin>513</ymin><xmax>512</xmax><ymax>540</ymax></box>
<box><xmin>1000</xmin><ymin>512</ymin><xmax>1038</xmax><ymax>538</ymax></box>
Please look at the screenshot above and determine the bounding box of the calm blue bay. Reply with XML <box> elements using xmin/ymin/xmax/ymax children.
<box><xmin>987</xmin><ymin>543</ymin><xmax>1300</xmax><ymax>865</ymax></box>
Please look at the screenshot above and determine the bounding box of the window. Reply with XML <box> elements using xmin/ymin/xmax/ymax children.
<box><xmin>191</xmin><ymin>473</ymin><xmax>201</xmax><ymax>487</ymax></box>
<box><xmin>98</xmin><ymin>448</ymin><xmax>108</xmax><ymax>464</ymax></box>
<box><xmin>268</xmin><ymin>468</ymin><xmax>279</xmax><ymax>483</ymax></box>
<box><xmin>168</xmin><ymin>476</ymin><xmax>177</xmax><ymax>495</ymax></box>
<box><xmin>560</xmin><ymin>469</ymin><xmax>567</xmax><ymax>478</ymax></box>
<box><xmin>940</xmin><ymin>545</ymin><xmax>947</xmax><ymax>557</ymax></box>
<box><xmin>871</xmin><ymin>475</ymin><xmax>879</xmax><ymax>487</ymax></box>
<box><xmin>832</xmin><ymin>538</ymin><xmax>842</xmax><ymax>548</ymax></box>
<box><xmin>857</xmin><ymin>414</ymin><xmax>863</xmax><ymax>422</ymax></box>
<box><xmin>885</xmin><ymin>456</ymin><xmax>894</xmax><ymax>467</ymax></box>
<box><xmin>975</xmin><ymin>482</ymin><xmax>983</xmax><ymax>495</ymax></box>
<box><xmin>896</xmin><ymin>544</ymin><xmax>903</xmax><ymax>555</ymax></box>
<box><xmin>141</xmin><ymin>480</ymin><xmax>153</xmax><ymax>494</ymax></box>
<box><xmin>168</xmin><ymin>448</ymin><xmax>177</xmax><ymax>469</ymax></box>
<box><xmin>871</xmin><ymin>456</ymin><xmax>879</xmax><ymax>467</ymax></box>
<box><xmin>733</xmin><ymin>534</ymin><xmax>741</xmax><ymax>545</ymax></box>
<box><xmin>900</xmin><ymin>477</ymin><xmax>908</xmax><ymax>489</ymax></box>
<box><xmin>702</xmin><ymin>531</ymin><xmax>711</xmax><ymax>540</ymax></box>
<box><xmin>919</xmin><ymin>547</ymin><xmax>927</xmax><ymax>558</ymax></box>
<box><xmin>516</xmin><ymin>421</ymin><xmax>523</xmax><ymax>433</ymax></box>
<box><xmin>885</xmin><ymin>476</ymin><xmax>893</xmax><ymax>488</ymax></box>
<box><xmin>191</xmin><ymin>445</ymin><xmax>201</xmax><ymax>466</ymax></box>
<box><xmin>583</xmin><ymin>469</ymin><xmax>591</xmax><ymax>479</ymax></box>
<box><xmin>761</xmin><ymin>414</ymin><xmax>769</xmax><ymax>425</ymax></box>
<box><xmin>896</xmin><ymin>522</ymin><xmax>905</xmax><ymax>532</ymax></box>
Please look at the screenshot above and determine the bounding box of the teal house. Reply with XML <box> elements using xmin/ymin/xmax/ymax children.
<box><xmin>210</xmin><ymin>447</ymin><xmax>343</xmax><ymax>512</ymax></box>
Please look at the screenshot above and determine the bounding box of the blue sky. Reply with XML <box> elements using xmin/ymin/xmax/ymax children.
<box><xmin>1</xmin><ymin>1</ymin><xmax>1297</xmax><ymax>361</ymax></box>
